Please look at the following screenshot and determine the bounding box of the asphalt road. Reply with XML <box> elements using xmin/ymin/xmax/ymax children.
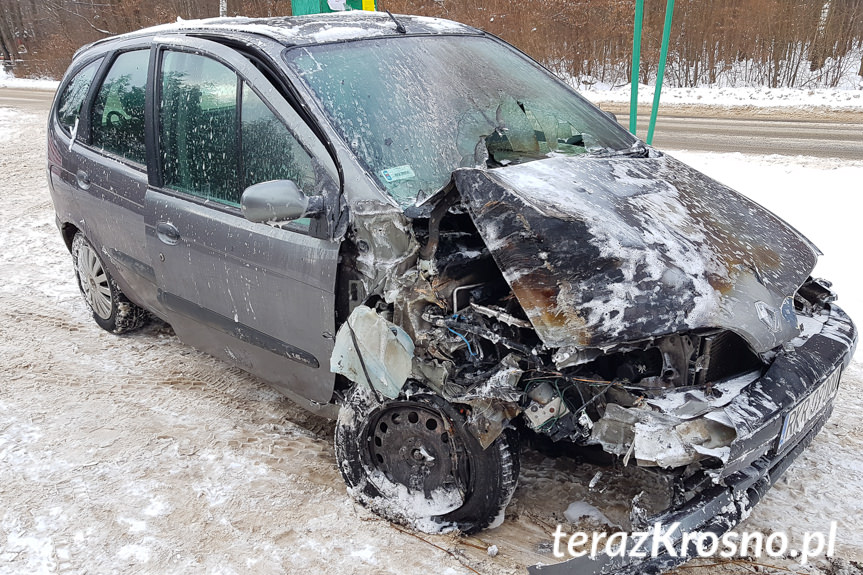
<box><xmin>0</xmin><ymin>86</ymin><xmax>55</xmax><ymax>112</ymax></box>
<box><xmin>2</xmin><ymin>86</ymin><xmax>862</xmax><ymax>159</ymax></box>
<box><xmin>618</xmin><ymin>113</ymin><xmax>863</xmax><ymax>160</ymax></box>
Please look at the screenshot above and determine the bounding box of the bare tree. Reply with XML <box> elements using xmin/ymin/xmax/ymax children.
<box><xmin>3</xmin><ymin>0</ymin><xmax>862</xmax><ymax>85</ymax></box>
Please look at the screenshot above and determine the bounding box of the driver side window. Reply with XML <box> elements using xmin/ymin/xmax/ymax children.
<box><xmin>158</xmin><ymin>50</ymin><xmax>318</xmax><ymax>214</ymax></box>
<box><xmin>241</xmin><ymin>83</ymin><xmax>317</xmax><ymax>197</ymax></box>
<box><xmin>159</xmin><ymin>51</ymin><xmax>240</xmax><ymax>205</ymax></box>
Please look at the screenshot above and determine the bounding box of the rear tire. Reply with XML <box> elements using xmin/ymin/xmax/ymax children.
<box><xmin>71</xmin><ymin>232</ymin><xmax>148</xmax><ymax>334</ymax></box>
<box><xmin>335</xmin><ymin>384</ymin><xmax>519</xmax><ymax>534</ymax></box>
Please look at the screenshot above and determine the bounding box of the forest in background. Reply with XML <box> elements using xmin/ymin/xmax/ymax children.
<box><xmin>1</xmin><ymin>0</ymin><xmax>862</xmax><ymax>88</ymax></box>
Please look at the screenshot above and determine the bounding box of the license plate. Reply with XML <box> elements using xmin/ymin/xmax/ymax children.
<box><xmin>778</xmin><ymin>367</ymin><xmax>842</xmax><ymax>448</ymax></box>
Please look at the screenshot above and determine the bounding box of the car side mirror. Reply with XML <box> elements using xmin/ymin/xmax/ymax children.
<box><xmin>240</xmin><ymin>180</ymin><xmax>324</xmax><ymax>223</ymax></box>
<box><xmin>604</xmin><ymin>110</ymin><xmax>619</xmax><ymax>123</ymax></box>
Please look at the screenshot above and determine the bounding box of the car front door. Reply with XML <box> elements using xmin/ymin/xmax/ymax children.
<box><xmin>145</xmin><ymin>36</ymin><xmax>341</xmax><ymax>406</ymax></box>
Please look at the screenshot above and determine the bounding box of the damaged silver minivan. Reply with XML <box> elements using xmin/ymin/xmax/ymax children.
<box><xmin>48</xmin><ymin>12</ymin><xmax>856</xmax><ymax>573</ymax></box>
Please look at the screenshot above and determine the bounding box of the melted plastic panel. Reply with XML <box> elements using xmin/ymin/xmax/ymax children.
<box><xmin>331</xmin><ymin>305</ymin><xmax>415</xmax><ymax>399</ymax></box>
<box><xmin>452</xmin><ymin>154</ymin><xmax>818</xmax><ymax>353</ymax></box>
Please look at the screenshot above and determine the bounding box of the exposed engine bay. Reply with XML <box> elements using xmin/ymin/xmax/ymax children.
<box><xmin>329</xmin><ymin>152</ymin><xmax>857</xmax><ymax>560</ymax></box>
<box><xmin>333</xmin><ymin>152</ymin><xmax>834</xmax><ymax>469</ymax></box>
<box><xmin>335</xmin><ymin>185</ymin><xmax>830</xmax><ymax>469</ymax></box>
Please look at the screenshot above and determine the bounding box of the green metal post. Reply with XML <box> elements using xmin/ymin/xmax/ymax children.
<box><xmin>647</xmin><ymin>0</ymin><xmax>675</xmax><ymax>145</ymax></box>
<box><xmin>629</xmin><ymin>0</ymin><xmax>644</xmax><ymax>134</ymax></box>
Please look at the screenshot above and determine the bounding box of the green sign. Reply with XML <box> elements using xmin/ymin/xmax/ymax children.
<box><xmin>292</xmin><ymin>0</ymin><xmax>376</xmax><ymax>16</ymax></box>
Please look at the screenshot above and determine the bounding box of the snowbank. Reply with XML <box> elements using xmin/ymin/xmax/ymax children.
<box><xmin>0</xmin><ymin>69</ymin><xmax>59</xmax><ymax>91</ymax></box>
<box><xmin>580</xmin><ymin>84</ymin><xmax>863</xmax><ymax>111</ymax></box>
<box><xmin>3</xmin><ymin>61</ymin><xmax>862</xmax><ymax>112</ymax></box>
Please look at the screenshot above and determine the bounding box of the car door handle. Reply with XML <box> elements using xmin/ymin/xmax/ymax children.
<box><xmin>75</xmin><ymin>169</ymin><xmax>91</xmax><ymax>190</ymax></box>
<box><xmin>156</xmin><ymin>221</ymin><xmax>181</xmax><ymax>245</ymax></box>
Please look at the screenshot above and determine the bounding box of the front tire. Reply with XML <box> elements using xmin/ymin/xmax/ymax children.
<box><xmin>335</xmin><ymin>385</ymin><xmax>519</xmax><ymax>534</ymax></box>
<box><xmin>71</xmin><ymin>232</ymin><xmax>148</xmax><ymax>334</ymax></box>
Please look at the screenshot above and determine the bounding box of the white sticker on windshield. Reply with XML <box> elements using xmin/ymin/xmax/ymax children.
<box><xmin>380</xmin><ymin>165</ymin><xmax>416</xmax><ymax>183</ymax></box>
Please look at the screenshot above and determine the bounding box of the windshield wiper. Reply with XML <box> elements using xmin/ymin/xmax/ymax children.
<box><xmin>586</xmin><ymin>141</ymin><xmax>649</xmax><ymax>158</ymax></box>
<box><xmin>618</xmin><ymin>141</ymin><xmax>650</xmax><ymax>157</ymax></box>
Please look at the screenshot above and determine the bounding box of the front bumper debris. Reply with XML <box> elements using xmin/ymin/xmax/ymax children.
<box><xmin>529</xmin><ymin>303</ymin><xmax>857</xmax><ymax>575</ymax></box>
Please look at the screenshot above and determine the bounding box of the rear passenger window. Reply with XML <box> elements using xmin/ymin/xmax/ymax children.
<box><xmin>91</xmin><ymin>50</ymin><xmax>149</xmax><ymax>165</ymax></box>
<box><xmin>159</xmin><ymin>51</ymin><xmax>240</xmax><ymax>205</ymax></box>
<box><xmin>57</xmin><ymin>58</ymin><xmax>102</xmax><ymax>134</ymax></box>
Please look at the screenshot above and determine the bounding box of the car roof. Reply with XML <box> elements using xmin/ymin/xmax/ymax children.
<box><xmin>76</xmin><ymin>12</ymin><xmax>480</xmax><ymax>57</ymax></box>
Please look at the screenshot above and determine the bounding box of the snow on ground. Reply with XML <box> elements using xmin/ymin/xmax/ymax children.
<box><xmin>0</xmin><ymin>108</ymin><xmax>33</xmax><ymax>144</ymax></box>
<box><xmin>0</xmin><ymin>103</ymin><xmax>861</xmax><ymax>575</ymax></box>
<box><xmin>581</xmin><ymin>84</ymin><xmax>863</xmax><ymax>111</ymax></box>
<box><xmin>0</xmin><ymin>69</ymin><xmax>59</xmax><ymax>91</ymax></box>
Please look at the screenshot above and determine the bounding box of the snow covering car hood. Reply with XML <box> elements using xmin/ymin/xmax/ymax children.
<box><xmin>451</xmin><ymin>153</ymin><xmax>818</xmax><ymax>354</ymax></box>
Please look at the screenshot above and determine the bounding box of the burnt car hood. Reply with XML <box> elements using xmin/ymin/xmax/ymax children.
<box><xmin>451</xmin><ymin>153</ymin><xmax>818</xmax><ymax>354</ymax></box>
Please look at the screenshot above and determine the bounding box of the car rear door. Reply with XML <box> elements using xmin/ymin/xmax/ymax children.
<box><xmin>145</xmin><ymin>35</ymin><xmax>341</xmax><ymax>406</ymax></box>
<box><xmin>78</xmin><ymin>46</ymin><xmax>158</xmax><ymax>310</ymax></box>
<box><xmin>49</xmin><ymin>44</ymin><xmax>159</xmax><ymax>311</ymax></box>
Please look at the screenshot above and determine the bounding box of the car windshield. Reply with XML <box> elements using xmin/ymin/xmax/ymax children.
<box><xmin>285</xmin><ymin>35</ymin><xmax>637</xmax><ymax>207</ymax></box>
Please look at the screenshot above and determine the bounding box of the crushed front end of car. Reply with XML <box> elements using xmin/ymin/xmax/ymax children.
<box><xmin>331</xmin><ymin>151</ymin><xmax>857</xmax><ymax>571</ymax></box>
<box><xmin>280</xmin><ymin>17</ymin><xmax>856</xmax><ymax>570</ymax></box>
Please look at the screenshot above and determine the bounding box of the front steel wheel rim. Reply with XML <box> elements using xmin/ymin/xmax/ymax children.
<box><xmin>77</xmin><ymin>243</ymin><xmax>112</xmax><ymax>320</ymax></box>
<box><xmin>366</xmin><ymin>402</ymin><xmax>467</xmax><ymax>496</ymax></box>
